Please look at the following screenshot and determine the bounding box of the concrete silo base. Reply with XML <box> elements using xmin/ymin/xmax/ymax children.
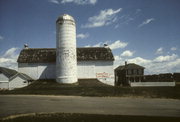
<box><xmin>56</xmin><ymin>76</ymin><xmax>77</xmax><ymax>84</ymax></box>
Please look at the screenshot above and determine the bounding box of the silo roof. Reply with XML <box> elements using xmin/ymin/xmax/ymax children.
<box><xmin>56</xmin><ymin>14</ymin><xmax>75</xmax><ymax>22</ymax></box>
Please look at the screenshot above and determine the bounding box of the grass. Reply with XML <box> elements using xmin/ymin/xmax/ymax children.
<box><xmin>1</xmin><ymin>113</ymin><xmax>180</xmax><ymax>122</ymax></box>
<box><xmin>0</xmin><ymin>79</ymin><xmax>180</xmax><ymax>99</ymax></box>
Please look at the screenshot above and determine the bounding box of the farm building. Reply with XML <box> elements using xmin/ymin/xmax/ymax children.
<box><xmin>115</xmin><ymin>62</ymin><xmax>145</xmax><ymax>86</ymax></box>
<box><xmin>16</xmin><ymin>14</ymin><xmax>115</xmax><ymax>86</ymax></box>
<box><xmin>115</xmin><ymin>62</ymin><xmax>175</xmax><ymax>87</ymax></box>
<box><xmin>17</xmin><ymin>47</ymin><xmax>115</xmax><ymax>86</ymax></box>
<box><xmin>0</xmin><ymin>67</ymin><xmax>32</xmax><ymax>90</ymax></box>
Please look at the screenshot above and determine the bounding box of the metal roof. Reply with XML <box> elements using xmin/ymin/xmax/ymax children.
<box><xmin>0</xmin><ymin>67</ymin><xmax>18</xmax><ymax>78</ymax></box>
<box><xmin>17</xmin><ymin>47</ymin><xmax>114</xmax><ymax>63</ymax></box>
<box><xmin>0</xmin><ymin>67</ymin><xmax>33</xmax><ymax>80</ymax></box>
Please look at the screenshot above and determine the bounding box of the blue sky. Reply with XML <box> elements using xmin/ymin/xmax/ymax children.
<box><xmin>0</xmin><ymin>0</ymin><xmax>180</xmax><ymax>74</ymax></box>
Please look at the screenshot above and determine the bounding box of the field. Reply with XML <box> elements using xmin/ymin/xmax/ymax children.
<box><xmin>1</xmin><ymin>79</ymin><xmax>180</xmax><ymax>99</ymax></box>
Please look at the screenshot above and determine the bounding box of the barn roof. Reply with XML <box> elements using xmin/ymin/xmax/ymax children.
<box><xmin>115</xmin><ymin>63</ymin><xmax>145</xmax><ymax>71</ymax></box>
<box><xmin>0</xmin><ymin>67</ymin><xmax>18</xmax><ymax>78</ymax></box>
<box><xmin>0</xmin><ymin>67</ymin><xmax>33</xmax><ymax>80</ymax></box>
<box><xmin>17</xmin><ymin>47</ymin><xmax>114</xmax><ymax>63</ymax></box>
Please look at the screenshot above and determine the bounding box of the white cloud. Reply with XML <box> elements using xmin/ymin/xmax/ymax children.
<box><xmin>0</xmin><ymin>35</ymin><xmax>4</xmax><ymax>40</ymax></box>
<box><xmin>121</xmin><ymin>50</ymin><xmax>134</xmax><ymax>57</ymax></box>
<box><xmin>153</xmin><ymin>54</ymin><xmax>178</xmax><ymax>63</ymax></box>
<box><xmin>84</xmin><ymin>40</ymin><xmax>127</xmax><ymax>50</ymax></box>
<box><xmin>77</xmin><ymin>33</ymin><xmax>89</xmax><ymax>39</ymax></box>
<box><xmin>0</xmin><ymin>47</ymin><xmax>19</xmax><ymax>70</ymax></box>
<box><xmin>128</xmin><ymin>57</ymin><xmax>151</xmax><ymax>65</ymax></box>
<box><xmin>109</xmin><ymin>40</ymin><xmax>128</xmax><ymax>50</ymax></box>
<box><xmin>82</xmin><ymin>8</ymin><xmax>122</xmax><ymax>28</ymax></box>
<box><xmin>114</xmin><ymin>54</ymin><xmax>180</xmax><ymax>74</ymax></box>
<box><xmin>171</xmin><ymin>47</ymin><xmax>177</xmax><ymax>51</ymax></box>
<box><xmin>138</xmin><ymin>18</ymin><xmax>155</xmax><ymax>27</ymax></box>
<box><xmin>93</xmin><ymin>42</ymin><xmax>102</xmax><ymax>47</ymax></box>
<box><xmin>48</xmin><ymin>0</ymin><xmax>60</xmax><ymax>4</ymax></box>
<box><xmin>155</xmin><ymin>47</ymin><xmax>163</xmax><ymax>55</ymax></box>
<box><xmin>61</xmin><ymin>0</ymin><xmax>97</xmax><ymax>5</ymax></box>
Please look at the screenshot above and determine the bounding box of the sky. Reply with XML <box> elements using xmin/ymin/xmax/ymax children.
<box><xmin>0</xmin><ymin>0</ymin><xmax>180</xmax><ymax>74</ymax></box>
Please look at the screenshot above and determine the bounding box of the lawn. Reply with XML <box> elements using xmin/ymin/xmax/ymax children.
<box><xmin>1</xmin><ymin>113</ymin><xmax>180</xmax><ymax>122</ymax></box>
<box><xmin>0</xmin><ymin>79</ymin><xmax>180</xmax><ymax>99</ymax></box>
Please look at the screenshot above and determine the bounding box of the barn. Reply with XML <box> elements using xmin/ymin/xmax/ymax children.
<box><xmin>0</xmin><ymin>67</ymin><xmax>32</xmax><ymax>90</ymax></box>
<box><xmin>17</xmin><ymin>47</ymin><xmax>115</xmax><ymax>86</ymax></box>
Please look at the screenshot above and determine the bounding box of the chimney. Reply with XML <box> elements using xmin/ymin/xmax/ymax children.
<box><xmin>24</xmin><ymin>44</ymin><xmax>28</xmax><ymax>49</ymax></box>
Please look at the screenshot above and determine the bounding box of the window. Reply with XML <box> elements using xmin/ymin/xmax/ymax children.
<box><xmin>128</xmin><ymin>69</ymin><xmax>131</xmax><ymax>75</ymax></box>
<box><xmin>133</xmin><ymin>69</ymin><xmax>137</xmax><ymax>75</ymax></box>
<box><xmin>138</xmin><ymin>69</ymin><xmax>143</xmax><ymax>75</ymax></box>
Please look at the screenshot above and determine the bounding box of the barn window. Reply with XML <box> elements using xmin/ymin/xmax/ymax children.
<box><xmin>128</xmin><ymin>70</ymin><xmax>131</xmax><ymax>75</ymax></box>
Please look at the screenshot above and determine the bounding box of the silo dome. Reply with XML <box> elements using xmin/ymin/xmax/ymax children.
<box><xmin>56</xmin><ymin>14</ymin><xmax>75</xmax><ymax>22</ymax></box>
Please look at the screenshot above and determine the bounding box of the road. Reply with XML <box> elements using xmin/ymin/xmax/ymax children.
<box><xmin>0</xmin><ymin>95</ymin><xmax>180</xmax><ymax>118</ymax></box>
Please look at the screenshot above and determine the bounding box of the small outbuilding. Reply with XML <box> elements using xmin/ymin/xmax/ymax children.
<box><xmin>0</xmin><ymin>67</ymin><xmax>32</xmax><ymax>90</ymax></box>
<box><xmin>115</xmin><ymin>62</ymin><xmax>145</xmax><ymax>86</ymax></box>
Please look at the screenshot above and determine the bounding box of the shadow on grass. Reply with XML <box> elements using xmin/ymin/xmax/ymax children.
<box><xmin>0</xmin><ymin>79</ymin><xmax>180</xmax><ymax>99</ymax></box>
<box><xmin>1</xmin><ymin>113</ymin><xmax>180</xmax><ymax>122</ymax></box>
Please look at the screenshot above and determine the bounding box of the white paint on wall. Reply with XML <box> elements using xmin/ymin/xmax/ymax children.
<box><xmin>18</xmin><ymin>63</ymin><xmax>55</xmax><ymax>79</ymax></box>
<box><xmin>78</xmin><ymin>61</ymin><xmax>95</xmax><ymax>78</ymax></box>
<box><xmin>78</xmin><ymin>61</ymin><xmax>114</xmax><ymax>86</ymax></box>
<box><xmin>130</xmin><ymin>82</ymin><xmax>175</xmax><ymax>87</ymax></box>
<box><xmin>0</xmin><ymin>82</ymin><xmax>9</xmax><ymax>89</ymax></box>
<box><xmin>9</xmin><ymin>76</ymin><xmax>29</xmax><ymax>90</ymax></box>
<box><xmin>0</xmin><ymin>74</ymin><xmax>29</xmax><ymax>90</ymax></box>
<box><xmin>0</xmin><ymin>74</ymin><xmax>8</xmax><ymax>81</ymax></box>
<box><xmin>56</xmin><ymin>14</ymin><xmax>77</xmax><ymax>84</ymax></box>
<box><xmin>18</xmin><ymin>60</ymin><xmax>115</xmax><ymax>86</ymax></box>
<box><xmin>0</xmin><ymin>74</ymin><xmax>9</xmax><ymax>89</ymax></box>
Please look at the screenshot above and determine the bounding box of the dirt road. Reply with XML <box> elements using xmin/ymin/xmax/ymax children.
<box><xmin>0</xmin><ymin>95</ymin><xmax>180</xmax><ymax>118</ymax></box>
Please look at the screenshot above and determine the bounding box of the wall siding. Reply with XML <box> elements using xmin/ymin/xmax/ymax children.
<box><xmin>0</xmin><ymin>74</ymin><xmax>8</xmax><ymax>81</ymax></box>
<box><xmin>18</xmin><ymin>61</ymin><xmax>114</xmax><ymax>86</ymax></box>
<box><xmin>130</xmin><ymin>82</ymin><xmax>175</xmax><ymax>87</ymax></box>
<box><xmin>9</xmin><ymin>76</ymin><xmax>29</xmax><ymax>90</ymax></box>
<box><xmin>0</xmin><ymin>82</ymin><xmax>9</xmax><ymax>89</ymax></box>
<box><xmin>0</xmin><ymin>74</ymin><xmax>9</xmax><ymax>89</ymax></box>
<box><xmin>18</xmin><ymin>63</ymin><xmax>56</xmax><ymax>79</ymax></box>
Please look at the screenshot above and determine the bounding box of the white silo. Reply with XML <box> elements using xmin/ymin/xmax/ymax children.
<box><xmin>56</xmin><ymin>14</ymin><xmax>77</xmax><ymax>84</ymax></box>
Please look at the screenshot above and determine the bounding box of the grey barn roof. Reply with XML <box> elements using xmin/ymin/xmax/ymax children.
<box><xmin>0</xmin><ymin>67</ymin><xmax>33</xmax><ymax>80</ymax></box>
<box><xmin>115</xmin><ymin>63</ymin><xmax>145</xmax><ymax>71</ymax></box>
<box><xmin>0</xmin><ymin>67</ymin><xmax>18</xmax><ymax>78</ymax></box>
<box><xmin>17</xmin><ymin>47</ymin><xmax>114</xmax><ymax>63</ymax></box>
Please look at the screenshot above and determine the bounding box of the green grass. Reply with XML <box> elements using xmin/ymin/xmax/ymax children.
<box><xmin>0</xmin><ymin>79</ymin><xmax>180</xmax><ymax>99</ymax></box>
<box><xmin>1</xmin><ymin>113</ymin><xmax>180</xmax><ymax>122</ymax></box>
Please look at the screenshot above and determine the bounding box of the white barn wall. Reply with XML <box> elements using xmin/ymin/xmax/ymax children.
<box><xmin>0</xmin><ymin>82</ymin><xmax>9</xmax><ymax>89</ymax></box>
<box><xmin>77</xmin><ymin>61</ymin><xmax>96</xmax><ymax>78</ymax></box>
<box><xmin>18</xmin><ymin>63</ymin><xmax>55</xmax><ymax>79</ymax></box>
<box><xmin>9</xmin><ymin>76</ymin><xmax>29</xmax><ymax>90</ymax></box>
<box><xmin>78</xmin><ymin>61</ymin><xmax>114</xmax><ymax>86</ymax></box>
<box><xmin>95</xmin><ymin>61</ymin><xmax>114</xmax><ymax>86</ymax></box>
<box><xmin>0</xmin><ymin>74</ymin><xmax>9</xmax><ymax>89</ymax></box>
<box><xmin>18</xmin><ymin>61</ymin><xmax>115</xmax><ymax>86</ymax></box>
<box><xmin>0</xmin><ymin>74</ymin><xmax>8</xmax><ymax>81</ymax></box>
